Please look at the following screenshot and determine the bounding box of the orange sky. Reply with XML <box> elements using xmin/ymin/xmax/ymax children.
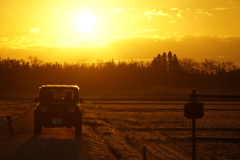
<box><xmin>1</xmin><ymin>0</ymin><xmax>240</xmax><ymax>63</ymax></box>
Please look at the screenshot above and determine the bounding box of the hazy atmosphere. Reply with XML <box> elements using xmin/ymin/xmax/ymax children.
<box><xmin>1</xmin><ymin>0</ymin><xmax>240</xmax><ymax>63</ymax></box>
<box><xmin>1</xmin><ymin>1</ymin><xmax>240</xmax><ymax>160</ymax></box>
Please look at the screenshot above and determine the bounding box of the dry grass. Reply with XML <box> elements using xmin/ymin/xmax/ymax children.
<box><xmin>0</xmin><ymin>100</ymin><xmax>35</xmax><ymax>120</ymax></box>
<box><xmin>83</xmin><ymin>101</ymin><xmax>240</xmax><ymax>159</ymax></box>
<box><xmin>1</xmin><ymin>98</ymin><xmax>240</xmax><ymax>159</ymax></box>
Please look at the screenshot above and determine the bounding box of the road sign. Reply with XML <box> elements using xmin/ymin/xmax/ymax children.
<box><xmin>184</xmin><ymin>103</ymin><xmax>204</xmax><ymax>119</ymax></box>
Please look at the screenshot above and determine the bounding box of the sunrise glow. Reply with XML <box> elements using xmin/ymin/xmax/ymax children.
<box><xmin>0</xmin><ymin>1</ymin><xmax>240</xmax><ymax>63</ymax></box>
<box><xmin>1</xmin><ymin>2</ymin><xmax>240</xmax><ymax>159</ymax></box>
<box><xmin>76</xmin><ymin>13</ymin><xmax>96</xmax><ymax>32</ymax></box>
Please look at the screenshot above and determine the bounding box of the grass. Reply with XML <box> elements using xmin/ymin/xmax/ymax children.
<box><xmin>1</xmin><ymin>97</ymin><xmax>240</xmax><ymax>159</ymax></box>
<box><xmin>83</xmin><ymin>101</ymin><xmax>240</xmax><ymax>159</ymax></box>
<box><xmin>0</xmin><ymin>100</ymin><xmax>35</xmax><ymax>120</ymax></box>
<box><xmin>92</xmin><ymin>103</ymin><xmax>240</xmax><ymax>130</ymax></box>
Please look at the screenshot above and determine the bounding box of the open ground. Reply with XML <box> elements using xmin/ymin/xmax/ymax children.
<box><xmin>0</xmin><ymin>97</ymin><xmax>240</xmax><ymax>160</ymax></box>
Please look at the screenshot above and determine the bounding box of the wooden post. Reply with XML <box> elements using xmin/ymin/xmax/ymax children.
<box><xmin>192</xmin><ymin>118</ymin><xmax>196</xmax><ymax>160</ymax></box>
<box><xmin>192</xmin><ymin>89</ymin><xmax>196</xmax><ymax>160</ymax></box>
<box><xmin>6</xmin><ymin>116</ymin><xmax>14</xmax><ymax>136</ymax></box>
<box><xmin>187</xmin><ymin>90</ymin><xmax>240</xmax><ymax>160</ymax></box>
<box><xmin>143</xmin><ymin>146</ymin><xmax>147</xmax><ymax>160</ymax></box>
<box><xmin>0</xmin><ymin>116</ymin><xmax>3</xmax><ymax>125</ymax></box>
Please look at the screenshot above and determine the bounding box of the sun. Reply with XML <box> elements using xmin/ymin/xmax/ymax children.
<box><xmin>76</xmin><ymin>13</ymin><xmax>96</xmax><ymax>32</ymax></box>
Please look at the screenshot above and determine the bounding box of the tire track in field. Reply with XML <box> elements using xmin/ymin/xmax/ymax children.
<box><xmin>84</xmin><ymin>118</ymin><xmax>141</xmax><ymax>160</ymax></box>
<box><xmin>84</xmin><ymin>102</ymin><xmax>192</xmax><ymax>160</ymax></box>
<box><xmin>123</xmin><ymin>130</ymin><xmax>191</xmax><ymax>160</ymax></box>
<box><xmin>145</xmin><ymin>143</ymin><xmax>191</xmax><ymax>160</ymax></box>
<box><xmin>84</xmin><ymin>117</ymin><xmax>190</xmax><ymax>160</ymax></box>
<box><xmin>81</xmin><ymin>125</ymin><xmax>116</xmax><ymax>160</ymax></box>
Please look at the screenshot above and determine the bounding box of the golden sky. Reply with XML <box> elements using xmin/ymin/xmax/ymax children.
<box><xmin>1</xmin><ymin>0</ymin><xmax>240</xmax><ymax>63</ymax></box>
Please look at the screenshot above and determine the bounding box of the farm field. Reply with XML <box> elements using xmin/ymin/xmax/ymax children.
<box><xmin>0</xmin><ymin>98</ymin><xmax>240</xmax><ymax>160</ymax></box>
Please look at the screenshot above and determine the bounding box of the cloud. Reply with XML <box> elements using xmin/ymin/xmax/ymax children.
<box><xmin>170</xmin><ymin>8</ymin><xmax>183</xmax><ymax>13</ymax></box>
<box><xmin>26</xmin><ymin>44</ymin><xmax>53</xmax><ymax>50</ymax></box>
<box><xmin>0</xmin><ymin>37</ymin><xmax>9</xmax><ymax>47</ymax></box>
<box><xmin>102</xmin><ymin>35</ymin><xmax>240</xmax><ymax>63</ymax></box>
<box><xmin>114</xmin><ymin>8</ymin><xmax>124</xmax><ymax>12</ymax></box>
<box><xmin>113</xmin><ymin>8</ymin><xmax>135</xmax><ymax>11</ymax></box>
<box><xmin>169</xmin><ymin>20</ymin><xmax>176</xmax><ymax>23</ymax></box>
<box><xmin>218</xmin><ymin>35</ymin><xmax>240</xmax><ymax>43</ymax></box>
<box><xmin>144</xmin><ymin>9</ymin><xmax>169</xmax><ymax>16</ymax></box>
<box><xmin>143</xmin><ymin>29</ymin><xmax>157</xmax><ymax>32</ymax></box>
<box><xmin>3</xmin><ymin>37</ymin><xmax>27</xmax><ymax>49</ymax></box>
<box><xmin>143</xmin><ymin>9</ymin><xmax>168</xmax><ymax>20</ymax></box>
<box><xmin>113</xmin><ymin>7</ymin><xmax>135</xmax><ymax>14</ymax></box>
<box><xmin>0</xmin><ymin>36</ymin><xmax>51</xmax><ymax>50</ymax></box>
<box><xmin>212</xmin><ymin>7</ymin><xmax>240</xmax><ymax>11</ymax></box>
<box><xmin>213</xmin><ymin>7</ymin><xmax>227</xmax><ymax>11</ymax></box>
<box><xmin>1</xmin><ymin>34</ymin><xmax>240</xmax><ymax>64</ymax></box>
<box><xmin>169</xmin><ymin>8</ymin><xmax>183</xmax><ymax>18</ymax></box>
<box><xmin>29</xmin><ymin>28</ymin><xmax>40</xmax><ymax>34</ymax></box>
<box><xmin>195</xmin><ymin>9</ymin><xmax>214</xmax><ymax>17</ymax></box>
<box><xmin>170</xmin><ymin>8</ymin><xmax>179</xmax><ymax>11</ymax></box>
<box><xmin>176</xmin><ymin>13</ymin><xmax>182</xmax><ymax>18</ymax></box>
<box><xmin>217</xmin><ymin>55</ymin><xmax>229</xmax><ymax>59</ymax></box>
<box><xmin>56</xmin><ymin>38</ymin><xmax>68</xmax><ymax>48</ymax></box>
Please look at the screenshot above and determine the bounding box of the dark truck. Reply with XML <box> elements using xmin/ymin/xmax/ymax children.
<box><xmin>34</xmin><ymin>85</ymin><xmax>83</xmax><ymax>136</ymax></box>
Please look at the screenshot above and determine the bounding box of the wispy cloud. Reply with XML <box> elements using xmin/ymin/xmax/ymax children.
<box><xmin>169</xmin><ymin>20</ymin><xmax>176</xmax><ymax>23</ymax></box>
<box><xmin>170</xmin><ymin>8</ymin><xmax>179</xmax><ymax>11</ymax></box>
<box><xmin>113</xmin><ymin>7</ymin><xmax>135</xmax><ymax>13</ymax></box>
<box><xmin>169</xmin><ymin>8</ymin><xmax>183</xmax><ymax>19</ymax></box>
<box><xmin>143</xmin><ymin>29</ymin><xmax>157</xmax><ymax>32</ymax></box>
<box><xmin>114</xmin><ymin>8</ymin><xmax>135</xmax><ymax>11</ymax></box>
<box><xmin>143</xmin><ymin>9</ymin><xmax>168</xmax><ymax>20</ymax></box>
<box><xmin>29</xmin><ymin>28</ymin><xmax>40</xmax><ymax>34</ymax></box>
<box><xmin>170</xmin><ymin>8</ymin><xmax>183</xmax><ymax>13</ymax></box>
<box><xmin>1</xmin><ymin>34</ymin><xmax>240</xmax><ymax>64</ymax></box>
<box><xmin>4</xmin><ymin>37</ymin><xmax>27</xmax><ymax>49</ymax></box>
<box><xmin>26</xmin><ymin>44</ymin><xmax>53</xmax><ymax>50</ymax></box>
<box><xmin>176</xmin><ymin>13</ymin><xmax>182</xmax><ymax>18</ymax></box>
<box><xmin>56</xmin><ymin>38</ymin><xmax>68</xmax><ymax>48</ymax></box>
<box><xmin>195</xmin><ymin>9</ymin><xmax>214</xmax><ymax>17</ymax></box>
<box><xmin>212</xmin><ymin>7</ymin><xmax>240</xmax><ymax>11</ymax></box>
<box><xmin>213</xmin><ymin>7</ymin><xmax>228</xmax><ymax>11</ymax></box>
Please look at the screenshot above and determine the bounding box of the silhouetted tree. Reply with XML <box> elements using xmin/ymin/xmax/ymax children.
<box><xmin>167</xmin><ymin>51</ymin><xmax>173</xmax><ymax>72</ymax></box>
<box><xmin>161</xmin><ymin>52</ymin><xmax>167</xmax><ymax>74</ymax></box>
<box><xmin>0</xmin><ymin>55</ymin><xmax>239</xmax><ymax>93</ymax></box>
<box><xmin>172</xmin><ymin>54</ymin><xmax>180</xmax><ymax>72</ymax></box>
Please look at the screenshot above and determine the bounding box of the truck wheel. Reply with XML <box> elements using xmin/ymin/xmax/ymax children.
<box><xmin>34</xmin><ymin>119</ymin><xmax>42</xmax><ymax>135</ymax></box>
<box><xmin>75</xmin><ymin>121</ymin><xmax>82</xmax><ymax>136</ymax></box>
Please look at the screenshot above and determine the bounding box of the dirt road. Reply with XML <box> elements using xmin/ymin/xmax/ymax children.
<box><xmin>0</xmin><ymin>108</ymin><xmax>139</xmax><ymax>160</ymax></box>
<box><xmin>0</xmin><ymin>109</ymin><xmax>87</xmax><ymax>160</ymax></box>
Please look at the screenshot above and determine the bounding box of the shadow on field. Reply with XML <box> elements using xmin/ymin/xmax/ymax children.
<box><xmin>7</xmin><ymin>136</ymin><xmax>83</xmax><ymax>160</ymax></box>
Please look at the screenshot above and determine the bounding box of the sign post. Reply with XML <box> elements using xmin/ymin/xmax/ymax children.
<box><xmin>184</xmin><ymin>89</ymin><xmax>204</xmax><ymax>160</ymax></box>
<box><xmin>192</xmin><ymin>89</ymin><xmax>197</xmax><ymax>160</ymax></box>
<box><xmin>185</xmin><ymin>89</ymin><xmax>240</xmax><ymax>160</ymax></box>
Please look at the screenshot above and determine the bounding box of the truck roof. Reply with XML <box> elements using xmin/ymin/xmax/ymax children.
<box><xmin>40</xmin><ymin>85</ymin><xmax>79</xmax><ymax>89</ymax></box>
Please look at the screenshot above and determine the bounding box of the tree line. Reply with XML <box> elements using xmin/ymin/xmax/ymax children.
<box><xmin>0</xmin><ymin>51</ymin><xmax>239</xmax><ymax>94</ymax></box>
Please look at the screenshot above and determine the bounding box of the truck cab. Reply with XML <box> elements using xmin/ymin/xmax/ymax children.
<box><xmin>34</xmin><ymin>85</ymin><xmax>83</xmax><ymax>136</ymax></box>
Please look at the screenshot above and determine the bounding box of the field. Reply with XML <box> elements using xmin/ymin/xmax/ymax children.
<box><xmin>1</xmin><ymin>97</ymin><xmax>240</xmax><ymax>160</ymax></box>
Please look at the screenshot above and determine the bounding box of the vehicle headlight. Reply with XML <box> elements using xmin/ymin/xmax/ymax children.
<box><xmin>40</xmin><ymin>107</ymin><xmax>47</xmax><ymax>112</ymax></box>
<box><xmin>69</xmin><ymin>107</ymin><xmax>75</xmax><ymax>113</ymax></box>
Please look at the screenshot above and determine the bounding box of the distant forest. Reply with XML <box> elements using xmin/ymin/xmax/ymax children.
<box><xmin>0</xmin><ymin>51</ymin><xmax>240</xmax><ymax>95</ymax></box>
